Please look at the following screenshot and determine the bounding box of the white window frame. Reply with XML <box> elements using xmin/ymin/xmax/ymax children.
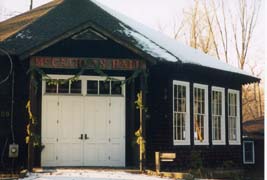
<box><xmin>173</xmin><ymin>80</ymin><xmax>190</xmax><ymax>145</ymax></box>
<box><xmin>193</xmin><ymin>83</ymin><xmax>209</xmax><ymax>145</ymax></box>
<box><xmin>42</xmin><ymin>75</ymin><xmax>125</xmax><ymax>96</ymax></box>
<box><xmin>211</xmin><ymin>86</ymin><xmax>226</xmax><ymax>145</ymax></box>
<box><xmin>228</xmin><ymin>89</ymin><xmax>241</xmax><ymax>145</ymax></box>
<box><xmin>243</xmin><ymin>140</ymin><xmax>255</xmax><ymax>164</ymax></box>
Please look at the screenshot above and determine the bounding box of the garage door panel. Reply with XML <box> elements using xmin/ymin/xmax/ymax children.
<box><xmin>84</xmin><ymin>143</ymin><xmax>97</xmax><ymax>165</ymax></box>
<box><xmin>59</xmin><ymin>97</ymin><xmax>83</xmax><ymax>140</ymax></box>
<box><xmin>109</xmin><ymin>143</ymin><xmax>121</xmax><ymax>161</ymax></box>
<box><xmin>97</xmin><ymin>144</ymin><xmax>109</xmax><ymax>164</ymax></box>
<box><xmin>110</xmin><ymin>98</ymin><xmax>124</xmax><ymax>142</ymax></box>
<box><xmin>95</xmin><ymin>99</ymin><xmax>108</xmax><ymax>141</ymax></box>
<box><xmin>42</xmin><ymin>77</ymin><xmax>125</xmax><ymax>167</ymax></box>
<box><xmin>42</xmin><ymin>97</ymin><xmax>58</xmax><ymax>140</ymax></box>
<box><xmin>57</xmin><ymin>142</ymin><xmax>83</xmax><ymax>166</ymax></box>
<box><xmin>41</xmin><ymin>143</ymin><xmax>57</xmax><ymax>166</ymax></box>
<box><xmin>84</xmin><ymin>99</ymin><xmax>96</xmax><ymax>141</ymax></box>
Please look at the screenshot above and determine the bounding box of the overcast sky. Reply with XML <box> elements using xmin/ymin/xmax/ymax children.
<box><xmin>0</xmin><ymin>0</ymin><xmax>192</xmax><ymax>30</ymax></box>
<box><xmin>0</xmin><ymin>0</ymin><xmax>264</xmax><ymax>43</ymax></box>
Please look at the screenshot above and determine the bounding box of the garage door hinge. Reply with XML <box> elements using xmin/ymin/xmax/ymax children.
<box><xmin>57</xmin><ymin>102</ymin><xmax>59</xmax><ymax>106</ymax></box>
<box><xmin>57</xmin><ymin>120</ymin><xmax>59</xmax><ymax>124</ymax></box>
<box><xmin>56</xmin><ymin>138</ymin><xmax>58</xmax><ymax>142</ymax></box>
<box><xmin>109</xmin><ymin>102</ymin><xmax>111</xmax><ymax>106</ymax></box>
<box><xmin>56</xmin><ymin>156</ymin><xmax>58</xmax><ymax>160</ymax></box>
<box><xmin>108</xmin><ymin>138</ymin><xmax>111</xmax><ymax>142</ymax></box>
<box><xmin>108</xmin><ymin>156</ymin><xmax>110</xmax><ymax>160</ymax></box>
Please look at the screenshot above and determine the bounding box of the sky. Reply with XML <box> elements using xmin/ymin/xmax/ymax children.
<box><xmin>0</xmin><ymin>0</ymin><xmax>265</xmax><ymax>78</ymax></box>
<box><xmin>0</xmin><ymin>0</ymin><xmax>191</xmax><ymax>29</ymax></box>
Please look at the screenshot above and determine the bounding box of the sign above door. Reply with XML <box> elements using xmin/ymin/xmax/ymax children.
<box><xmin>30</xmin><ymin>56</ymin><xmax>146</xmax><ymax>71</ymax></box>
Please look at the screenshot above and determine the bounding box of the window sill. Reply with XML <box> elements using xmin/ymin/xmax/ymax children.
<box><xmin>229</xmin><ymin>141</ymin><xmax>241</xmax><ymax>145</ymax></box>
<box><xmin>212</xmin><ymin>141</ymin><xmax>226</xmax><ymax>145</ymax></box>
<box><xmin>243</xmin><ymin>161</ymin><xmax>255</xmax><ymax>164</ymax></box>
<box><xmin>194</xmin><ymin>141</ymin><xmax>209</xmax><ymax>145</ymax></box>
<box><xmin>173</xmin><ymin>141</ymin><xmax>190</xmax><ymax>145</ymax></box>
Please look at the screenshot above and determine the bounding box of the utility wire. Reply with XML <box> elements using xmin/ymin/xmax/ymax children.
<box><xmin>10</xmin><ymin>70</ymin><xmax>15</xmax><ymax>143</ymax></box>
<box><xmin>0</xmin><ymin>47</ymin><xmax>13</xmax><ymax>85</ymax></box>
<box><xmin>0</xmin><ymin>48</ymin><xmax>15</xmax><ymax>143</ymax></box>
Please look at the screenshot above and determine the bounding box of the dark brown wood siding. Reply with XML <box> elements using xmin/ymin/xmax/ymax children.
<box><xmin>0</xmin><ymin>56</ymin><xmax>29</xmax><ymax>171</ymax></box>
<box><xmin>146</xmin><ymin>62</ymin><xmax>244</xmax><ymax>170</ymax></box>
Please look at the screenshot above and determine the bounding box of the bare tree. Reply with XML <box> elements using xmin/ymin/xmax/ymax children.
<box><xmin>202</xmin><ymin>0</ymin><xmax>220</xmax><ymax>59</ymax></box>
<box><xmin>30</xmin><ymin>0</ymin><xmax>33</xmax><ymax>10</ymax></box>
<box><xmin>231</xmin><ymin>0</ymin><xmax>261</xmax><ymax>70</ymax></box>
<box><xmin>175</xmin><ymin>0</ymin><xmax>216</xmax><ymax>54</ymax></box>
<box><xmin>160</xmin><ymin>0</ymin><xmax>263</xmax><ymax>121</ymax></box>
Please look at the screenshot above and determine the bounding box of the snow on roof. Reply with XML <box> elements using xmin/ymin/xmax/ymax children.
<box><xmin>118</xmin><ymin>23</ymin><xmax>178</xmax><ymax>62</ymax></box>
<box><xmin>92</xmin><ymin>0</ymin><xmax>253</xmax><ymax>77</ymax></box>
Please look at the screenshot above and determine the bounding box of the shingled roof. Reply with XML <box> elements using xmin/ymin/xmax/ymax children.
<box><xmin>0</xmin><ymin>0</ymin><xmax>259</xmax><ymax>83</ymax></box>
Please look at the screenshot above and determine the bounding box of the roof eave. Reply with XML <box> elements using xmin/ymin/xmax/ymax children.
<box><xmin>10</xmin><ymin>22</ymin><xmax>158</xmax><ymax>65</ymax></box>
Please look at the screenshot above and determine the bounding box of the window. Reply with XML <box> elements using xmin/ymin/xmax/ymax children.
<box><xmin>99</xmin><ymin>81</ymin><xmax>110</xmax><ymax>95</ymax></box>
<box><xmin>86</xmin><ymin>80</ymin><xmax>123</xmax><ymax>96</ymax></box>
<box><xmin>194</xmin><ymin>83</ymin><xmax>209</xmax><ymax>145</ymax></box>
<box><xmin>212</xmin><ymin>87</ymin><xmax>225</xmax><ymax>145</ymax></box>
<box><xmin>228</xmin><ymin>89</ymin><xmax>241</xmax><ymax>145</ymax></box>
<box><xmin>45</xmin><ymin>81</ymin><xmax>57</xmax><ymax>93</ymax></box>
<box><xmin>43</xmin><ymin>75</ymin><xmax>125</xmax><ymax>96</ymax></box>
<box><xmin>243</xmin><ymin>141</ymin><xmax>255</xmax><ymax>164</ymax></box>
<box><xmin>111</xmin><ymin>81</ymin><xmax>122</xmax><ymax>95</ymax></box>
<box><xmin>173</xmin><ymin>80</ymin><xmax>190</xmax><ymax>145</ymax></box>
<box><xmin>58</xmin><ymin>79</ymin><xmax>69</xmax><ymax>93</ymax></box>
<box><xmin>45</xmin><ymin>79</ymin><xmax>82</xmax><ymax>95</ymax></box>
<box><xmin>87</xmin><ymin>80</ymin><xmax>98</xmax><ymax>94</ymax></box>
<box><xmin>70</xmin><ymin>80</ymin><xmax>81</xmax><ymax>94</ymax></box>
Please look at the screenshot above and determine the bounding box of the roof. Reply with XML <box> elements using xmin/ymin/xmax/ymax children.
<box><xmin>243</xmin><ymin>116</ymin><xmax>264</xmax><ymax>140</ymax></box>
<box><xmin>0</xmin><ymin>0</ymin><xmax>259</xmax><ymax>82</ymax></box>
<box><xmin>0</xmin><ymin>0</ymin><xmax>63</xmax><ymax>41</ymax></box>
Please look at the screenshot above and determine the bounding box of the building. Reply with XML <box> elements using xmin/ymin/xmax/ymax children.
<box><xmin>242</xmin><ymin>116</ymin><xmax>264</xmax><ymax>174</ymax></box>
<box><xmin>0</xmin><ymin>0</ymin><xmax>259</xmax><ymax>170</ymax></box>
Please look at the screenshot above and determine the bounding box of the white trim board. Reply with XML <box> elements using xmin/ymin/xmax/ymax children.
<box><xmin>173</xmin><ymin>80</ymin><xmax>190</xmax><ymax>145</ymax></box>
<box><xmin>211</xmin><ymin>86</ymin><xmax>226</xmax><ymax>145</ymax></box>
<box><xmin>193</xmin><ymin>83</ymin><xmax>209</xmax><ymax>145</ymax></box>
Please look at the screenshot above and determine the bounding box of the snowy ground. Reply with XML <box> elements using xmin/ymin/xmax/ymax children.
<box><xmin>20</xmin><ymin>169</ymin><xmax>169</xmax><ymax>180</ymax></box>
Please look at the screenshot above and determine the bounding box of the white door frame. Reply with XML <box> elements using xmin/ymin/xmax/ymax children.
<box><xmin>41</xmin><ymin>75</ymin><xmax>126</xmax><ymax>167</ymax></box>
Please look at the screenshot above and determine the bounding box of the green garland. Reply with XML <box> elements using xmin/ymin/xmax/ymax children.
<box><xmin>26</xmin><ymin>64</ymin><xmax>148</xmax><ymax>149</ymax></box>
<box><xmin>27</xmin><ymin>64</ymin><xmax>147</xmax><ymax>91</ymax></box>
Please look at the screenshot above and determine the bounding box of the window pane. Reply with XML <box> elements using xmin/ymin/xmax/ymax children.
<box><xmin>111</xmin><ymin>81</ymin><xmax>122</xmax><ymax>95</ymax></box>
<box><xmin>244</xmin><ymin>142</ymin><xmax>254</xmax><ymax>162</ymax></box>
<box><xmin>173</xmin><ymin>83</ymin><xmax>188</xmax><ymax>142</ymax></box>
<box><xmin>45</xmin><ymin>80</ymin><xmax>57</xmax><ymax>93</ymax></box>
<box><xmin>194</xmin><ymin>87</ymin><xmax>206</xmax><ymax>142</ymax></box>
<box><xmin>58</xmin><ymin>80</ymin><xmax>69</xmax><ymax>93</ymax></box>
<box><xmin>181</xmin><ymin>99</ymin><xmax>186</xmax><ymax>112</ymax></box>
<box><xmin>99</xmin><ymin>81</ymin><xmax>110</xmax><ymax>94</ymax></box>
<box><xmin>212</xmin><ymin>90</ymin><xmax>223</xmax><ymax>141</ymax></box>
<box><xmin>87</xmin><ymin>80</ymin><xmax>98</xmax><ymax>94</ymax></box>
<box><xmin>70</xmin><ymin>80</ymin><xmax>81</xmax><ymax>94</ymax></box>
<box><xmin>182</xmin><ymin>86</ymin><xmax>186</xmax><ymax>98</ymax></box>
<box><xmin>174</xmin><ymin>85</ymin><xmax>178</xmax><ymax>99</ymax></box>
<box><xmin>228</xmin><ymin>91</ymin><xmax>239</xmax><ymax>142</ymax></box>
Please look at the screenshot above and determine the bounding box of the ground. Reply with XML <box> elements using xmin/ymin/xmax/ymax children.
<box><xmin>20</xmin><ymin>169</ymin><xmax>168</xmax><ymax>180</ymax></box>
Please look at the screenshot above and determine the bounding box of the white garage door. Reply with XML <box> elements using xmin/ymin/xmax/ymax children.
<box><xmin>41</xmin><ymin>75</ymin><xmax>125</xmax><ymax>167</ymax></box>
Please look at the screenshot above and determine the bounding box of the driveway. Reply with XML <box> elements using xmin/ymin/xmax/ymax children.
<box><xmin>20</xmin><ymin>169</ymin><xmax>167</xmax><ymax>180</ymax></box>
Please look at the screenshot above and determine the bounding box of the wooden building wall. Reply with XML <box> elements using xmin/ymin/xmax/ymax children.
<box><xmin>0</xmin><ymin>35</ymin><xmax>248</xmax><ymax>170</ymax></box>
<box><xmin>31</xmin><ymin>37</ymin><xmax>144</xmax><ymax>167</ymax></box>
<box><xmin>0</xmin><ymin>56</ymin><xmax>29</xmax><ymax>171</ymax></box>
<box><xmin>145</xmin><ymin>62</ymin><xmax>244</xmax><ymax>170</ymax></box>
